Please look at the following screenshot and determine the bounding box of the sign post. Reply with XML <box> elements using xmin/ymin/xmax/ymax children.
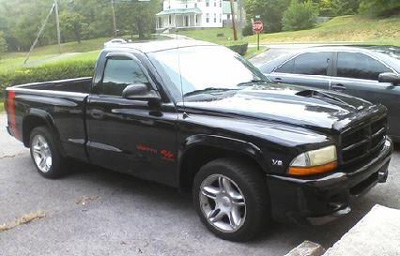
<box><xmin>252</xmin><ymin>19</ymin><xmax>263</xmax><ymax>51</ymax></box>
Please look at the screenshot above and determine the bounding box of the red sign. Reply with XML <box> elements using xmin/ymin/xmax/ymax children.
<box><xmin>252</xmin><ymin>20</ymin><xmax>264</xmax><ymax>34</ymax></box>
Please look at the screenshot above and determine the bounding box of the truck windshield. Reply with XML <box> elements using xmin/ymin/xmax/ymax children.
<box><xmin>150</xmin><ymin>46</ymin><xmax>269</xmax><ymax>97</ymax></box>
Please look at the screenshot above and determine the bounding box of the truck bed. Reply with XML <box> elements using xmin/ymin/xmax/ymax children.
<box><xmin>5</xmin><ymin>77</ymin><xmax>92</xmax><ymax>163</ymax></box>
<box><xmin>12</xmin><ymin>77</ymin><xmax>92</xmax><ymax>94</ymax></box>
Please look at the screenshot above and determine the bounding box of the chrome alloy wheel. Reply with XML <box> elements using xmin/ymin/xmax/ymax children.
<box><xmin>199</xmin><ymin>174</ymin><xmax>246</xmax><ymax>233</ymax></box>
<box><xmin>31</xmin><ymin>135</ymin><xmax>53</xmax><ymax>173</ymax></box>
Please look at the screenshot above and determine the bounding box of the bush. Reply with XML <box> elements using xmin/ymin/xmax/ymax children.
<box><xmin>0</xmin><ymin>31</ymin><xmax>7</xmax><ymax>60</ymax></box>
<box><xmin>282</xmin><ymin>0</ymin><xmax>319</xmax><ymax>31</ymax></box>
<box><xmin>0</xmin><ymin>60</ymin><xmax>96</xmax><ymax>91</ymax></box>
<box><xmin>227</xmin><ymin>43</ymin><xmax>249</xmax><ymax>56</ymax></box>
<box><xmin>359</xmin><ymin>0</ymin><xmax>400</xmax><ymax>17</ymax></box>
<box><xmin>242</xmin><ymin>24</ymin><xmax>254</xmax><ymax>37</ymax></box>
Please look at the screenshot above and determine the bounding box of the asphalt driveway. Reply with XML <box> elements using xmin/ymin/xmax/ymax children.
<box><xmin>1</xmin><ymin>113</ymin><xmax>399</xmax><ymax>256</ymax></box>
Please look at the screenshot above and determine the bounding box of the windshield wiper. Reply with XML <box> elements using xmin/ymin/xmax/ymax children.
<box><xmin>184</xmin><ymin>87</ymin><xmax>239</xmax><ymax>97</ymax></box>
<box><xmin>236</xmin><ymin>79</ymin><xmax>266</xmax><ymax>87</ymax></box>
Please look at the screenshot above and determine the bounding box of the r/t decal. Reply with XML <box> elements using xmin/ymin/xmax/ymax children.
<box><xmin>161</xmin><ymin>150</ymin><xmax>176</xmax><ymax>162</ymax></box>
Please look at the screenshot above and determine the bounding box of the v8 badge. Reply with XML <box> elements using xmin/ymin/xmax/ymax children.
<box><xmin>272</xmin><ymin>159</ymin><xmax>283</xmax><ymax>166</ymax></box>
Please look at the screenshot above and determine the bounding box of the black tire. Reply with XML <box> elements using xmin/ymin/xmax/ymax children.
<box><xmin>29</xmin><ymin>126</ymin><xmax>67</xmax><ymax>179</ymax></box>
<box><xmin>193</xmin><ymin>157</ymin><xmax>270</xmax><ymax>242</ymax></box>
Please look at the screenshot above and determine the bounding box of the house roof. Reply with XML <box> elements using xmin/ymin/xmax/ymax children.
<box><xmin>156</xmin><ymin>7</ymin><xmax>202</xmax><ymax>16</ymax></box>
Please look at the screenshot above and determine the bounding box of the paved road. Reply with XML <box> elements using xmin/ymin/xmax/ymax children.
<box><xmin>1</xmin><ymin>113</ymin><xmax>399</xmax><ymax>256</ymax></box>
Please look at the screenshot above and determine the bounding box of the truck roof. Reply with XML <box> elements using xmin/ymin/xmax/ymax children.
<box><xmin>104</xmin><ymin>39</ymin><xmax>218</xmax><ymax>53</ymax></box>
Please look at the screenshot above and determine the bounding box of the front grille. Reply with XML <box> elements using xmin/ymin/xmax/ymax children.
<box><xmin>340</xmin><ymin>116</ymin><xmax>387</xmax><ymax>168</ymax></box>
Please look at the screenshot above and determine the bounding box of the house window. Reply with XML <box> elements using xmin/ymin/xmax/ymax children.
<box><xmin>158</xmin><ymin>17</ymin><xmax>162</xmax><ymax>28</ymax></box>
<box><xmin>194</xmin><ymin>3</ymin><xmax>197</xmax><ymax>7</ymax></box>
<box><xmin>219</xmin><ymin>14</ymin><xmax>222</xmax><ymax>23</ymax></box>
<box><xmin>214</xmin><ymin>13</ymin><xmax>217</xmax><ymax>23</ymax></box>
<box><xmin>214</xmin><ymin>0</ymin><xmax>216</xmax><ymax>7</ymax></box>
<box><xmin>219</xmin><ymin>0</ymin><xmax>222</xmax><ymax>7</ymax></box>
<box><xmin>227</xmin><ymin>14</ymin><xmax>230</xmax><ymax>19</ymax></box>
<box><xmin>169</xmin><ymin>15</ymin><xmax>172</xmax><ymax>25</ymax></box>
<box><xmin>206</xmin><ymin>13</ymin><xmax>210</xmax><ymax>23</ymax></box>
<box><xmin>195</xmin><ymin>15</ymin><xmax>198</xmax><ymax>24</ymax></box>
<box><xmin>206</xmin><ymin>0</ymin><xmax>209</xmax><ymax>7</ymax></box>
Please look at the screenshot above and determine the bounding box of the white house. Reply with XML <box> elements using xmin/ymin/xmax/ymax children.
<box><xmin>156</xmin><ymin>0</ymin><xmax>241</xmax><ymax>31</ymax></box>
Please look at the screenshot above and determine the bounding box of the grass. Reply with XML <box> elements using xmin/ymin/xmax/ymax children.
<box><xmin>0</xmin><ymin>100</ymin><xmax>4</xmax><ymax>113</ymax></box>
<box><xmin>0</xmin><ymin>210</ymin><xmax>46</xmax><ymax>232</ymax></box>
<box><xmin>244</xmin><ymin>46</ymin><xmax>267</xmax><ymax>59</ymax></box>
<box><xmin>247</xmin><ymin>15</ymin><xmax>400</xmax><ymax>45</ymax></box>
<box><xmin>179</xmin><ymin>28</ymin><xmax>244</xmax><ymax>44</ymax></box>
<box><xmin>179</xmin><ymin>15</ymin><xmax>400</xmax><ymax>46</ymax></box>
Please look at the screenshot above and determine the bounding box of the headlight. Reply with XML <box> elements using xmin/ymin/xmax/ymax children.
<box><xmin>288</xmin><ymin>145</ymin><xmax>337</xmax><ymax>176</ymax></box>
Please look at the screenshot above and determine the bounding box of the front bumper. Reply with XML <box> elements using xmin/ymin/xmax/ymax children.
<box><xmin>266</xmin><ymin>138</ymin><xmax>392</xmax><ymax>225</ymax></box>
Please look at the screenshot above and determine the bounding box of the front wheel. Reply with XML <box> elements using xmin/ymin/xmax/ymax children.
<box><xmin>30</xmin><ymin>126</ymin><xmax>67</xmax><ymax>179</ymax></box>
<box><xmin>193</xmin><ymin>158</ymin><xmax>270</xmax><ymax>241</ymax></box>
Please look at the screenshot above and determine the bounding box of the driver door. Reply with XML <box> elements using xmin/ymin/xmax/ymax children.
<box><xmin>86</xmin><ymin>52</ymin><xmax>178</xmax><ymax>186</ymax></box>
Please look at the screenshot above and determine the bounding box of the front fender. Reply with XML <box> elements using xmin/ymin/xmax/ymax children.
<box><xmin>179</xmin><ymin>134</ymin><xmax>268</xmax><ymax>172</ymax></box>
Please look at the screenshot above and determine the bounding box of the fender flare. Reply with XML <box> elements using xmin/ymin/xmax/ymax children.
<box><xmin>22</xmin><ymin>108</ymin><xmax>61</xmax><ymax>148</ymax></box>
<box><xmin>178</xmin><ymin>134</ymin><xmax>268</xmax><ymax>183</ymax></box>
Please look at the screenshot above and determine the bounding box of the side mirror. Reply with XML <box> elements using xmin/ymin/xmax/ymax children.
<box><xmin>122</xmin><ymin>83</ymin><xmax>161</xmax><ymax>101</ymax></box>
<box><xmin>378</xmin><ymin>72</ymin><xmax>400</xmax><ymax>85</ymax></box>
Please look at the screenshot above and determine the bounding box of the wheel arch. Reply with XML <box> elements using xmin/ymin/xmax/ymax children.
<box><xmin>22</xmin><ymin>109</ymin><xmax>60</xmax><ymax>148</ymax></box>
<box><xmin>178</xmin><ymin>135</ymin><xmax>267</xmax><ymax>193</ymax></box>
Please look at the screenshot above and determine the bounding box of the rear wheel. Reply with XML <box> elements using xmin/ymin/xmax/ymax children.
<box><xmin>193</xmin><ymin>158</ymin><xmax>270</xmax><ymax>241</ymax></box>
<box><xmin>30</xmin><ymin>126</ymin><xmax>67</xmax><ymax>179</ymax></box>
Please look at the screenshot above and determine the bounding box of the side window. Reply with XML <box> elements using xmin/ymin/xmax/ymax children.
<box><xmin>337</xmin><ymin>52</ymin><xmax>391</xmax><ymax>81</ymax></box>
<box><xmin>101</xmin><ymin>58</ymin><xmax>149</xmax><ymax>96</ymax></box>
<box><xmin>294</xmin><ymin>52</ymin><xmax>331</xmax><ymax>75</ymax></box>
<box><xmin>276</xmin><ymin>59</ymin><xmax>294</xmax><ymax>73</ymax></box>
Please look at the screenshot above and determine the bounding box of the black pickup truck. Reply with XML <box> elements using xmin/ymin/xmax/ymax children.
<box><xmin>4</xmin><ymin>40</ymin><xmax>392</xmax><ymax>241</ymax></box>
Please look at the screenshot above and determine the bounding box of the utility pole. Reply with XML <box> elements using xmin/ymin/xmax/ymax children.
<box><xmin>229</xmin><ymin>0</ymin><xmax>238</xmax><ymax>41</ymax></box>
<box><xmin>111</xmin><ymin>0</ymin><xmax>117</xmax><ymax>37</ymax></box>
<box><xmin>24</xmin><ymin>3</ymin><xmax>56</xmax><ymax>64</ymax></box>
<box><xmin>54</xmin><ymin>0</ymin><xmax>61</xmax><ymax>54</ymax></box>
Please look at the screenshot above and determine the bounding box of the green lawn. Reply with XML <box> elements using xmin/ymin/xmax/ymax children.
<box><xmin>179</xmin><ymin>28</ymin><xmax>245</xmax><ymax>44</ymax></box>
<box><xmin>244</xmin><ymin>47</ymin><xmax>267</xmax><ymax>59</ymax></box>
<box><xmin>247</xmin><ymin>15</ymin><xmax>400</xmax><ymax>46</ymax></box>
<box><xmin>179</xmin><ymin>15</ymin><xmax>400</xmax><ymax>46</ymax></box>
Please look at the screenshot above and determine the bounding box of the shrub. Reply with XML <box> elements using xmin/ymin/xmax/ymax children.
<box><xmin>0</xmin><ymin>60</ymin><xmax>96</xmax><ymax>92</ymax></box>
<box><xmin>359</xmin><ymin>0</ymin><xmax>400</xmax><ymax>17</ymax></box>
<box><xmin>282</xmin><ymin>0</ymin><xmax>319</xmax><ymax>31</ymax></box>
<box><xmin>242</xmin><ymin>24</ymin><xmax>254</xmax><ymax>37</ymax></box>
<box><xmin>227</xmin><ymin>43</ymin><xmax>249</xmax><ymax>56</ymax></box>
<box><xmin>0</xmin><ymin>31</ymin><xmax>7</xmax><ymax>60</ymax></box>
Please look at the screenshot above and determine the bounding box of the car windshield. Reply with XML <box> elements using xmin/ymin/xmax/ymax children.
<box><xmin>150</xmin><ymin>46</ymin><xmax>269</xmax><ymax>98</ymax></box>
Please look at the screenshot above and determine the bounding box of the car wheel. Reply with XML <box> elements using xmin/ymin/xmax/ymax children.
<box><xmin>30</xmin><ymin>126</ymin><xmax>67</xmax><ymax>179</ymax></box>
<box><xmin>193</xmin><ymin>158</ymin><xmax>269</xmax><ymax>241</ymax></box>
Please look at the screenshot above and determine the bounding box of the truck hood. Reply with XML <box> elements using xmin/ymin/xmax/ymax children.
<box><xmin>180</xmin><ymin>83</ymin><xmax>383</xmax><ymax>133</ymax></box>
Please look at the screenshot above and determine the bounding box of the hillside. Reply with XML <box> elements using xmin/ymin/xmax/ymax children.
<box><xmin>246</xmin><ymin>15</ymin><xmax>400</xmax><ymax>45</ymax></box>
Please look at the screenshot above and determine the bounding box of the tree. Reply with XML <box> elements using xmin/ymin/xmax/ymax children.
<box><xmin>60</xmin><ymin>12</ymin><xmax>88</xmax><ymax>43</ymax></box>
<box><xmin>282</xmin><ymin>0</ymin><xmax>319</xmax><ymax>31</ymax></box>
<box><xmin>245</xmin><ymin>0</ymin><xmax>291</xmax><ymax>33</ymax></box>
<box><xmin>359</xmin><ymin>0</ymin><xmax>400</xmax><ymax>16</ymax></box>
<box><xmin>116</xmin><ymin>0</ymin><xmax>161</xmax><ymax>40</ymax></box>
<box><xmin>319</xmin><ymin>0</ymin><xmax>361</xmax><ymax>16</ymax></box>
<box><xmin>0</xmin><ymin>31</ymin><xmax>7</xmax><ymax>59</ymax></box>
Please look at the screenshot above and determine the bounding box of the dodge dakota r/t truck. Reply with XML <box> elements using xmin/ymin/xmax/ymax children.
<box><xmin>4</xmin><ymin>40</ymin><xmax>392</xmax><ymax>241</ymax></box>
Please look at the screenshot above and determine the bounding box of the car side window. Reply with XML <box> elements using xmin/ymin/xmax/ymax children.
<box><xmin>337</xmin><ymin>52</ymin><xmax>392</xmax><ymax>81</ymax></box>
<box><xmin>275</xmin><ymin>59</ymin><xmax>294</xmax><ymax>73</ymax></box>
<box><xmin>276</xmin><ymin>52</ymin><xmax>331</xmax><ymax>76</ymax></box>
<box><xmin>102</xmin><ymin>58</ymin><xmax>149</xmax><ymax>96</ymax></box>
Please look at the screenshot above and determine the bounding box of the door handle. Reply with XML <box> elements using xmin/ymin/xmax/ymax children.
<box><xmin>91</xmin><ymin>109</ymin><xmax>104</xmax><ymax>119</ymax></box>
<box><xmin>274</xmin><ymin>77</ymin><xmax>282</xmax><ymax>81</ymax></box>
<box><xmin>332</xmin><ymin>84</ymin><xmax>346</xmax><ymax>91</ymax></box>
